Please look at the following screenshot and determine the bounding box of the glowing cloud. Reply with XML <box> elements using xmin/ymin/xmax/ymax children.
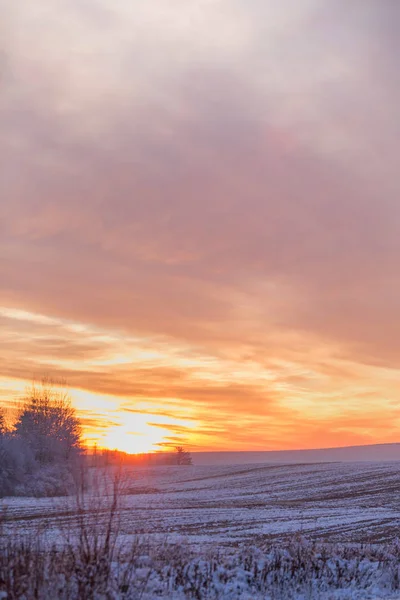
<box><xmin>1</xmin><ymin>0</ymin><xmax>400</xmax><ymax>451</ymax></box>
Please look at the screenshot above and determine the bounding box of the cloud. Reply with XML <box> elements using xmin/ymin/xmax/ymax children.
<box><xmin>1</xmin><ymin>0</ymin><xmax>400</xmax><ymax>450</ymax></box>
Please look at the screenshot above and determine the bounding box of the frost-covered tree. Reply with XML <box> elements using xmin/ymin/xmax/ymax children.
<box><xmin>0</xmin><ymin>407</ymin><xmax>28</xmax><ymax>496</ymax></box>
<box><xmin>0</xmin><ymin>435</ymin><xmax>28</xmax><ymax>497</ymax></box>
<box><xmin>174</xmin><ymin>446</ymin><xmax>192</xmax><ymax>466</ymax></box>
<box><xmin>0</xmin><ymin>382</ymin><xmax>83</xmax><ymax>497</ymax></box>
<box><xmin>15</xmin><ymin>380</ymin><xmax>81</xmax><ymax>465</ymax></box>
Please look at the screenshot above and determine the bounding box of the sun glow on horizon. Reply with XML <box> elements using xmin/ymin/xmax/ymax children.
<box><xmin>67</xmin><ymin>388</ymin><xmax>199</xmax><ymax>453</ymax></box>
<box><xmin>97</xmin><ymin>420</ymin><xmax>174</xmax><ymax>454</ymax></box>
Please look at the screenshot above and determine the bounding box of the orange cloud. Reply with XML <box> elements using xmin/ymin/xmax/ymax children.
<box><xmin>1</xmin><ymin>1</ymin><xmax>400</xmax><ymax>451</ymax></box>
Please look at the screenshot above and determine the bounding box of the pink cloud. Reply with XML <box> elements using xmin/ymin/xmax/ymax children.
<box><xmin>1</xmin><ymin>0</ymin><xmax>400</xmax><ymax>450</ymax></box>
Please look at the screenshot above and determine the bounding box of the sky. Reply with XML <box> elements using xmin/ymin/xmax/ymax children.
<box><xmin>1</xmin><ymin>0</ymin><xmax>400</xmax><ymax>453</ymax></box>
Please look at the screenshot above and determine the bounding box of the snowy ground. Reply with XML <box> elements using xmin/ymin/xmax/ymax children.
<box><xmin>3</xmin><ymin>461</ymin><xmax>400</xmax><ymax>547</ymax></box>
<box><xmin>3</xmin><ymin>462</ymin><xmax>400</xmax><ymax>598</ymax></box>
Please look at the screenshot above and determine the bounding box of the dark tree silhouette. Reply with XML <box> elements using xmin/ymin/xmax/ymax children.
<box><xmin>174</xmin><ymin>446</ymin><xmax>192</xmax><ymax>465</ymax></box>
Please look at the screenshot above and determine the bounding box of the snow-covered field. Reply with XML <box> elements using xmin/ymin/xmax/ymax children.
<box><xmin>3</xmin><ymin>461</ymin><xmax>400</xmax><ymax>599</ymax></box>
<box><xmin>4</xmin><ymin>461</ymin><xmax>400</xmax><ymax>547</ymax></box>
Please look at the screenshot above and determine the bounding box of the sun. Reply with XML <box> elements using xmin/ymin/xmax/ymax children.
<box><xmin>71</xmin><ymin>389</ymin><xmax>196</xmax><ymax>454</ymax></box>
<box><xmin>97</xmin><ymin>412</ymin><xmax>177</xmax><ymax>454</ymax></box>
<box><xmin>100</xmin><ymin>425</ymin><xmax>168</xmax><ymax>454</ymax></box>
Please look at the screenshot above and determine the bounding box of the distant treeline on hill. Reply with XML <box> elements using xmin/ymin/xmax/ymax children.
<box><xmin>89</xmin><ymin>446</ymin><xmax>192</xmax><ymax>467</ymax></box>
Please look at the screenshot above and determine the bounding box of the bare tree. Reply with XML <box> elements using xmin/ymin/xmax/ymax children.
<box><xmin>174</xmin><ymin>446</ymin><xmax>192</xmax><ymax>466</ymax></box>
<box><xmin>15</xmin><ymin>379</ymin><xmax>81</xmax><ymax>465</ymax></box>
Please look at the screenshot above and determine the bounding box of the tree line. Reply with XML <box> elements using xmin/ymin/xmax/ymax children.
<box><xmin>90</xmin><ymin>445</ymin><xmax>192</xmax><ymax>467</ymax></box>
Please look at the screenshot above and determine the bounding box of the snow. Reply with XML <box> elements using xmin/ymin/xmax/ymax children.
<box><xmin>3</xmin><ymin>461</ymin><xmax>400</xmax><ymax>598</ymax></box>
<box><xmin>4</xmin><ymin>461</ymin><xmax>400</xmax><ymax>545</ymax></box>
